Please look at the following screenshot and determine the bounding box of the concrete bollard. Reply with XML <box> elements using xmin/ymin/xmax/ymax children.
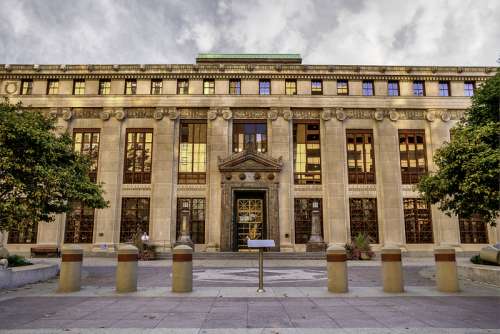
<box><xmin>171</xmin><ymin>245</ymin><xmax>193</xmax><ymax>293</ymax></box>
<box><xmin>435</xmin><ymin>246</ymin><xmax>459</xmax><ymax>292</ymax></box>
<box><xmin>116</xmin><ymin>245</ymin><xmax>139</xmax><ymax>293</ymax></box>
<box><xmin>381</xmin><ymin>246</ymin><xmax>404</xmax><ymax>293</ymax></box>
<box><xmin>326</xmin><ymin>245</ymin><xmax>348</xmax><ymax>293</ymax></box>
<box><xmin>58</xmin><ymin>245</ymin><xmax>83</xmax><ymax>293</ymax></box>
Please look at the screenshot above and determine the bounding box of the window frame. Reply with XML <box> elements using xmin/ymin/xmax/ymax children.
<box><xmin>178</xmin><ymin>121</ymin><xmax>207</xmax><ymax>184</ymax></box>
<box><xmin>362</xmin><ymin>80</ymin><xmax>374</xmax><ymax>96</ymax></box>
<box><xmin>47</xmin><ymin>79</ymin><xmax>59</xmax><ymax>95</ymax></box>
<box><xmin>64</xmin><ymin>201</ymin><xmax>95</xmax><ymax>244</ymax></box>
<box><xmin>229</xmin><ymin>79</ymin><xmax>241</xmax><ymax>95</ymax></box>
<box><xmin>177</xmin><ymin>79</ymin><xmax>189</xmax><ymax>95</ymax></box>
<box><xmin>399</xmin><ymin>129</ymin><xmax>428</xmax><ymax>184</ymax></box>
<box><xmin>176</xmin><ymin>198</ymin><xmax>206</xmax><ymax>244</ymax></box>
<box><xmin>123</xmin><ymin>128</ymin><xmax>153</xmax><ymax>184</ymax></box>
<box><xmin>293</xmin><ymin>121</ymin><xmax>322</xmax><ymax>185</ymax></box>
<box><xmin>346</xmin><ymin>129</ymin><xmax>375</xmax><ymax>184</ymax></box>
<box><xmin>259</xmin><ymin>79</ymin><xmax>271</xmax><ymax>95</ymax></box>
<box><xmin>73</xmin><ymin>128</ymin><xmax>100</xmax><ymax>183</ymax></box>
<box><xmin>311</xmin><ymin>80</ymin><xmax>323</xmax><ymax>95</ymax></box>
<box><xmin>120</xmin><ymin>197</ymin><xmax>150</xmax><ymax>243</ymax></box>
<box><xmin>387</xmin><ymin>80</ymin><xmax>400</xmax><ymax>96</ymax></box>
<box><xmin>203</xmin><ymin>79</ymin><xmax>215</xmax><ymax>95</ymax></box>
<box><xmin>412</xmin><ymin>80</ymin><xmax>426</xmax><ymax>96</ymax></box>
<box><xmin>438</xmin><ymin>81</ymin><xmax>451</xmax><ymax>97</ymax></box>
<box><xmin>124</xmin><ymin>79</ymin><xmax>137</xmax><ymax>95</ymax></box>
<box><xmin>294</xmin><ymin>198</ymin><xmax>323</xmax><ymax>244</ymax></box>
<box><xmin>285</xmin><ymin>79</ymin><xmax>297</xmax><ymax>95</ymax></box>
<box><xmin>403</xmin><ymin>198</ymin><xmax>433</xmax><ymax>244</ymax></box>
<box><xmin>98</xmin><ymin>79</ymin><xmax>111</xmax><ymax>95</ymax></box>
<box><xmin>459</xmin><ymin>214</ymin><xmax>488</xmax><ymax>244</ymax></box>
<box><xmin>337</xmin><ymin>80</ymin><xmax>349</xmax><ymax>95</ymax></box>
<box><xmin>464</xmin><ymin>81</ymin><xmax>475</xmax><ymax>97</ymax></box>
<box><xmin>349</xmin><ymin>198</ymin><xmax>379</xmax><ymax>243</ymax></box>
<box><xmin>232</xmin><ymin>120</ymin><xmax>268</xmax><ymax>153</ymax></box>
<box><xmin>73</xmin><ymin>79</ymin><xmax>86</xmax><ymax>95</ymax></box>
<box><xmin>151</xmin><ymin>79</ymin><xmax>163</xmax><ymax>95</ymax></box>
<box><xmin>20</xmin><ymin>80</ymin><xmax>33</xmax><ymax>95</ymax></box>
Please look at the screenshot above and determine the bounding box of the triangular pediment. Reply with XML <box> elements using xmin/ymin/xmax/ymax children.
<box><xmin>218</xmin><ymin>150</ymin><xmax>283</xmax><ymax>172</ymax></box>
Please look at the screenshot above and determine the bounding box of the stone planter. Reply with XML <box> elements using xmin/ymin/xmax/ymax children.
<box><xmin>0</xmin><ymin>263</ymin><xmax>59</xmax><ymax>289</ymax></box>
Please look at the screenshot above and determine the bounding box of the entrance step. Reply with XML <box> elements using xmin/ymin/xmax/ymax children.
<box><xmin>156</xmin><ymin>251</ymin><xmax>326</xmax><ymax>260</ymax></box>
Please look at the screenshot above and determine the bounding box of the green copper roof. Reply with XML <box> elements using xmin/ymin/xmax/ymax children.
<box><xmin>196</xmin><ymin>53</ymin><xmax>302</xmax><ymax>64</ymax></box>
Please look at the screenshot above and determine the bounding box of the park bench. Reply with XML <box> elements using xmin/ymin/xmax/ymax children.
<box><xmin>30</xmin><ymin>246</ymin><xmax>60</xmax><ymax>258</ymax></box>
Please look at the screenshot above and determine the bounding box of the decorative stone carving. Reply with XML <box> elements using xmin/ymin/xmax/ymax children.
<box><xmin>4</xmin><ymin>81</ymin><xmax>17</xmax><ymax>95</ymax></box>
<box><xmin>254</xmin><ymin>172</ymin><xmax>261</xmax><ymax>180</ymax></box>
<box><xmin>275</xmin><ymin>64</ymin><xmax>282</xmax><ymax>72</ymax></box>
<box><xmin>268</xmin><ymin>108</ymin><xmax>279</xmax><ymax>121</ymax></box>
<box><xmin>153</xmin><ymin>108</ymin><xmax>164</xmax><ymax>120</ymax></box>
<box><xmin>321</xmin><ymin>108</ymin><xmax>333</xmax><ymax>121</ymax></box>
<box><xmin>139</xmin><ymin>64</ymin><xmax>146</xmax><ymax>71</ymax></box>
<box><xmin>100</xmin><ymin>109</ymin><xmax>111</xmax><ymax>121</ymax></box>
<box><xmin>179</xmin><ymin>108</ymin><xmax>207</xmax><ymax>119</ymax></box>
<box><xmin>218</xmin><ymin>64</ymin><xmax>225</xmax><ymax>72</ymax></box>
<box><xmin>267</xmin><ymin>173</ymin><xmax>275</xmax><ymax>181</ymax></box>
<box><xmin>388</xmin><ymin>109</ymin><xmax>399</xmax><ymax>122</ymax></box>
<box><xmin>207</xmin><ymin>108</ymin><xmax>218</xmax><ymax>120</ymax></box>
<box><xmin>225</xmin><ymin>173</ymin><xmax>232</xmax><ymax>181</ymax></box>
<box><xmin>167</xmin><ymin>107</ymin><xmax>179</xmax><ymax>120</ymax></box>
<box><xmin>238</xmin><ymin>173</ymin><xmax>246</xmax><ymax>180</ymax></box>
<box><xmin>374</xmin><ymin>109</ymin><xmax>385</xmax><ymax>121</ymax></box>
<box><xmin>59</xmin><ymin>64</ymin><xmax>67</xmax><ymax>72</ymax></box>
<box><xmin>345</xmin><ymin>108</ymin><xmax>373</xmax><ymax>119</ymax></box>
<box><xmin>87</xmin><ymin>64</ymin><xmax>94</xmax><ymax>72</ymax></box>
<box><xmin>49</xmin><ymin>108</ymin><xmax>59</xmax><ymax>119</ymax></box>
<box><xmin>246</xmin><ymin>64</ymin><xmax>254</xmax><ymax>72</ymax></box>
<box><xmin>282</xmin><ymin>109</ymin><xmax>293</xmax><ymax>121</ymax></box>
<box><xmin>440</xmin><ymin>110</ymin><xmax>451</xmax><ymax>122</ymax></box>
<box><xmin>4</xmin><ymin>64</ymin><xmax>11</xmax><ymax>72</ymax></box>
<box><xmin>126</xmin><ymin>108</ymin><xmax>154</xmax><ymax>118</ymax></box>
<box><xmin>114</xmin><ymin>109</ymin><xmax>127</xmax><ymax>121</ymax></box>
<box><xmin>398</xmin><ymin>109</ymin><xmax>426</xmax><ymax>120</ymax></box>
<box><xmin>221</xmin><ymin>108</ymin><xmax>232</xmax><ymax>120</ymax></box>
<box><xmin>33</xmin><ymin>64</ymin><xmax>40</xmax><ymax>71</ymax></box>
<box><xmin>335</xmin><ymin>108</ymin><xmax>347</xmax><ymax>121</ymax></box>
<box><xmin>425</xmin><ymin>110</ymin><xmax>436</xmax><ymax>122</ymax></box>
<box><xmin>113</xmin><ymin>64</ymin><xmax>120</xmax><ymax>71</ymax></box>
<box><xmin>62</xmin><ymin>108</ymin><xmax>73</xmax><ymax>121</ymax></box>
<box><xmin>293</xmin><ymin>109</ymin><xmax>320</xmax><ymax>120</ymax></box>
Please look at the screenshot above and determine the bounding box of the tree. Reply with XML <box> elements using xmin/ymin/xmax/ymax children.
<box><xmin>0</xmin><ymin>99</ymin><xmax>108</xmax><ymax>234</ymax></box>
<box><xmin>418</xmin><ymin>72</ymin><xmax>500</xmax><ymax>225</ymax></box>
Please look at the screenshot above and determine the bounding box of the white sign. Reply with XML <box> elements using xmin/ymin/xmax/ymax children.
<box><xmin>247</xmin><ymin>239</ymin><xmax>275</xmax><ymax>248</ymax></box>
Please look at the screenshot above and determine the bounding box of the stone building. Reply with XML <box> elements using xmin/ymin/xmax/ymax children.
<box><xmin>1</xmin><ymin>54</ymin><xmax>498</xmax><ymax>254</ymax></box>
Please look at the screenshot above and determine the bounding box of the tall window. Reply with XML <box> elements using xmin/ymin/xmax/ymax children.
<box><xmin>459</xmin><ymin>215</ymin><xmax>488</xmax><ymax>244</ymax></box>
<box><xmin>362</xmin><ymin>80</ymin><xmax>374</xmax><ymax>96</ymax></box>
<box><xmin>346</xmin><ymin>130</ymin><xmax>375</xmax><ymax>184</ymax></box>
<box><xmin>294</xmin><ymin>122</ymin><xmax>321</xmax><ymax>184</ymax></box>
<box><xmin>399</xmin><ymin>130</ymin><xmax>427</xmax><ymax>184</ymax></box>
<box><xmin>388</xmin><ymin>80</ymin><xmax>400</xmax><ymax>96</ymax></box>
<box><xmin>151</xmin><ymin>79</ymin><xmax>163</xmax><ymax>95</ymax></box>
<box><xmin>73</xmin><ymin>129</ymin><xmax>100</xmax><ymax>183</ymax></box>
<box><xmin>464</xmin><ymin>81</ymin><xmax>475</xmax><ymax>97</ymax></box>
<box><xmin>285</xmin><ymin>80</ymin><xmax>297</xmax><ymax>95</ymax></box>
<box><xmin>403</xmin><ymin>198</ymin><xmax>433</xmax><ymax>243</ymax></box>
<box><xmin>176</xmin><ymin>198</ymin><xmax>205</xmax><ymax>244</ymax></box>
<box><xmin>125</xmin><ymin>79</ymin><xmax>137</xmax><ymax>95</ymax></box>
<box><xmin>349</xmin><ymin>198</ymin><xmax>379</xmax><ymax>243</ymax></box>
<box><xmin>439</xmin><ymin>81</ymin><xmax>450</xmax><ymax>96</ymax></box>
<box><xmin>47</xmin><ymin>79</ymin><xmax>59</xmax><ymax>95</ymax></box>
<box><xmin>120</xmin><ymin>198</ymin><xmax>150</xmax><ymax>243</ymax></box>
<box><xmin>294</xmin><ymin>198</ymin><xmax>323</xmax><ymax>244</ymax></box>
<box><xmin>179</xmin><ymin>122</ymin><xmax>207</xmax><ymax>184</ymax></box>
<box><xmin>311</xmin><ymin>80</ymin><xmax>323</xmax><ymax>95</ymax></box>
<box><xmin>413</xmin><ymin>80</ymin><xmax>425</xmax><ymax>96</ymax></box>
<box><xmin>233</xmin><ymin>121</ymin><xmax>267</xmax><ymax>153</ymax></box>
<box><xmin>259</xmin><ymin>79</ymin><xmax>271</xmax><ymax>95</ymax></box>
<box><xmin>337</xmin><ymin>80</ymin><xmax>348</xmax><ymax>95</ymax></box>
<box><xmin>177</xmin><ymin>79</ymin><xmax>189</xmax><ymax>95</ymax></box>
<box><xmin>229</xmin><ymin>79</ymin><xmax>241</xmax><ymax>95</ymax></box>
<box><xmin>99</xmin><ymin>80</ymin><xmax>111</xmax><ymax>95</ymax></box>
<box><xmin>65</xmin><ymin>201</ymin><xmax>95</xmax><ymax>243</ymax></box>
<box><xmin>124</xmin><ymin>129</ymin><xmax>153</xmax><ymax>184</ymax></box>
<box><xmin>73</xmin><ymin>79</ymin><xmax>85</xmax><ymax>95</ymax></box>
<box><xmin>203</xmin><ymin>79</ymin><xmax>215</xmax><ymax>95</ymax></box>
<box><xmin>7</xmin><ymin>222</ymin><xmax>37</xmax><ymax>244</ymax></box>
<box><xmin>20</xmin><ymin>80</ymin><xmax>33</xmax><ymax>95</ymax></box>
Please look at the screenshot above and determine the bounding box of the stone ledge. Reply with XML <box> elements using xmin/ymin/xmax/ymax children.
<box><xmin>458</xmin><ymin>262</ymin><xmax>500</xmax><ymax>287</ymax></box>
<box><xmin>0</xmin><ymin>263</ymin><xmax>59</xmax><ymax>289</ymax></box>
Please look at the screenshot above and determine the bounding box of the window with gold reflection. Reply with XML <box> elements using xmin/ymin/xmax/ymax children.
<box><xmin>99</xmin><ymin>80</ymin><xmax>111</xmax><ymax>95</ymax></box>
<box><xmin>346</xmin><ymin>130</ymin><xmax>375</xmax><ymax>184</ymax></box>
<box><xmin>177</xmin><ymin>79</ymin><xmax>189</xmax><ymax>95</ymax></box>
<box><xmin>47</xmin><ymin>79</ymin><xmax>59</xmax><ymax>95</ymax></box>
<box><xmin>179</xmin><ymin>122</ymin><xmax>207</xmax><ymax>184</ymax></box>
<box><xmin>404</xmin><ymin>198</ymin><xmax>433</xmax><ymax>243</ymax></box>
<box><xmin>73</xmin><ymin>79</ymin><xmax>85</xmax><ymax>95</ymax></box>
<box><xmin>233</xmin><ymin>121</ymin><xmax>267</xmax><ymax>153</ymax></box>
<box><xmin>285</xmin><ymin>80</ymin><xmax>297</xmax><ymax>95</ymax></box>
<box><xmin>73</xmin><ymin>128</ymin><xmax>100</xmax><ymax>183</ymax></box>
<box><xmin>293</xmin><ymin>122</ymin><xmax>321</xmax><ymax>184</ymax></box>
<box><xmin>203</xmin><ymin>79</ymin><xmax>215</xmax><ymax>95</ymax></box>
<box><xmin>124</xmin><ymin>129</ymin><xmax>153</xmax><ymax>184</ymax></box>
<box><xmin>125</xmin><ymin>79</ymin><xmax>137</xmax><ymax>95</ymax></box>
<box><xmin>151</xmin><ymin>79</ymin><xmax>163</xmax><ymax>95</ymax></box>
<box><xmin>21</xmin><ymin>80</ymin><xmax>33</xmax><ymax>95</ymax></box>
<box><xmin>399</xmin><ymin>130</ymin><xmax>427</xmax><ymax>184</ymax></box>
<box><xmin>337</xmin><ymin>80</ymin><xmax>348</xmax><ymax>95</ymax></box>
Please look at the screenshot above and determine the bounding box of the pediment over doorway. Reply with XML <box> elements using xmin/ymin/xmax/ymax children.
<box><xmin>218</xmin><ymin>149</ymin><xmax>283</xmax><ymax>172</ymax></box>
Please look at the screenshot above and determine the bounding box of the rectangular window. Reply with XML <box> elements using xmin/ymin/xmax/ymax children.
<box><xmin>311</xmin><ymin>80</ymin><xmax>323</xmax><ymax>95</ymax></box>
<box><xmin>203</xmin><ymin>79</ymin><xmax>215</xmax><ymax>95</ymax></box>
<box><xmin>7</xmin><ymin>222</ymin><xmax>37</xmax><ymax>244</ymax></box>
<box><xmin>47</xmin><ymin>79</ymin><xmax>59</xmax><ymax>95</ymax></box>
<box><xmin>346</xmin><ymin>130</ymin><xmax>375</xmax><ymax>184</ymax></box>
<box><xmin>399</xmin><ymin>130</ymin><xmax>427</xmax><ymax>184</ymax></box>
<box><xmin>349</xmin><ymin>198</ymin><xmax>379</xmax><ymax>243</ymax></box>
<box><xmin>285</xmin><ymin>80</ymin><xmax>297</xmax><ymax>95</ymax></box>
<box><xmin>233</xmin><ymin>121</ymin><xmax>267</xmax><ymax>153</ymax></box>
<box><xmin>176</xmin><ymin>198</ymin><xmax>205</xmax><ymax>244</ymax></box>
<box><xmin>151</xmin><ymin>79</ymin><xmax>163</xmax><ymax>95</ymax></box>
<box><xmin>388</xmin><ymin>80</ymin><xmax>400</xmax><ymax>96</ymax></box>
<box><xmin>73</xmin><ymin>129</ymin><xmax>100</xmax><ymax>183</ymax></box>
<box><xmin>337</xmin><ymin>80</ymin><xmax>348</xmax><ymax>95</ymax></box>
<box><xmin>259</xmin><ymin>79</ymin><xmax>271</xmax><ymax>95</ymax></box>
<box><xmin>413</xmin><ymin>80</ymin><xmax>425</xmax><ymax>96</ymax></box>
<box><xmin>294</xmin><ymin>198</ymin><xmax>323</xmax><ymax>244</ymax></box>
<box><xmin>20</xmin><ymin>80</ymin><xmax>33</xmax><ymax>95</ymax></box>
<box><xmin>120</xmin><ymin>197</ymin><xmax>150</xmax><ymax>243</ymax></box>
<box><xmin>179</xmin><ymin>122</ymin><xmax>207</xmax><ymax>184</ymax></box>
<box><xmin>403</xmin><ymin>198</ymin><xmax>433</xmax><ymax>243</ymax></box>
<box><xmin>293</xmin><ymin>122</ymin><xmax>321</xmax><ymax>184</ymax></box>
<box><xmin>459</xmin><ymin>214</ymin><xmax>488</xmax><ymax>244</ymax></box>
<box><xmin>98</xmin><ymin>80</ymin><xmax>111</xmax><ymax>95</ymax></box>
<box><xmin>229</xmin><ymin>79</ymin><xmax>241</xmax><ymax>95</ymax></box>
<box><xmin>64</xmin><ymin>201</ymin><xmax>95</xmax><ymax>243</ymax></box>
<box><xmin>464</xmin><ymin>81</ymin><xmax>475</xmax><ymax>97</ymax></box>
<box><xmin>73</xmin><ymin>79</ymin><xmax>85</xmax><ymax>95</ymax></box>
<box><xmin>362</xmin><ymin>80</ymin><xmax>374</xmax><ymax>96</ymax></box>
<box><xmin>125</xmin><ymin>79</ymin><xmax>137</xmax><ymax>95</ymax></box>
<box><xmin>124</xmin><ymin>129</ymin><xmax>153</xmax><ymax>184</ymax></box>
<box><xmin>177</xmin><ymin>79</ymin><xmax>189</xmax><ymax>95</ymax></box>
<box><xmin>439</xmin><ymin>81</ymin><xmax>450</xmax><ymax>96</ymax></box>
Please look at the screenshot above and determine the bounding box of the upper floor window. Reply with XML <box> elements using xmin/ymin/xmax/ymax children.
<box><xmin>337</xmin><ymin>80</ymin><xmax>348</xmax><ymax>95</ymax></box>
<box><xmin>259</xmin><ymin>79</ymin><xmax>271</xmax><ymax>95</ymax></box>
<box><xmin>73</xmin><ymin>128</ymin><xmax>100</xmax><ymax>183</ymax></box>
<box><xmin>346</xmin><ymin>130</ymin><xmax>375</xmax><ymax>184</ymax></box>
<box><xmin>99</xmin><ymin>80</ymin><xmax>111</xmax><ymax>95</ymax></box>
<box><xmin>285</xmin><ymin>80</ymin><xmax>297</xmax><ymax>95</ymax></box>
<box><xmin>177</xmin><ymin>79</ymin><xmax>189</xmax><ymax>95</ymax></box>
<box><xmin>125</xmin><ymin>79</ymin><xmax>137</xmax><ymax>95</ymax></box>
<box><xmin>151</xmin><ymin>79</ymin><xmax>162</xmax><ymax>95</ymax></box>
<box><xmin>179</xmin><ymin>121</ymin><xmax>207</xmax><ymax>184</ymax></box>
<box><xmin>203</xmin><ymin>79</ymin><xmax>215</xmax><ymax>95</ymax></box>
<box><xmin>311</xmin><ymin>80</ymin><xmax>323</xmax><ymax>95</ymax></box>
<box><xmin>47</xmin><ymin>79</ymin><xmax>59</xmax><ymax>95</ymax></box>
<box><xmin>362</xmin><ymin>80</ymin><xmax>374</xmax><ymax>96</ymax></box>
<box><xmin>124</xmin><ymin>129</ymin><xmax>153</xmax><ymax>184</ymax></box>
<box><xmin>388</xmin><ymin>80</ymin><xmax>400</xmax><ymax>96</ymax></box>
<box><xmin>413</xmin><ymin>80</ymin><xmax>425</xmax><ymax>96</ymax></box>
<box><xmin>229</xmin><ymin>79</ymin><xmax>241</xmax><ymax>95</ymax></box>
<box><xmin>233</xmin><ymin>121</ymin><xmax>267</xmax><ymax>153</ymax></box>
<box><xmin>464</xmin><ymin>81</ymin><xmax>475</xmax><ymax>97</ymax></box>
<box><xmin>20</xmin><ymin>80</ymin><xmax>33</xmax><ymax>95</ymax></box>
<box><xmin>439</xmin><ymin>81</ymin><xmax>450</xmax><ymax>96</ymax></box>
<box><xmin>73</xmin><ymin>79</ymin><xmax>85</xmax><ymax>95</ymax></box>
<box><xmin>293</xmin><ymin>122</ymin><xmax>321</xmax><ymax>184</ymax></box>
<box><xmin>399</xmin><ymin>129</ymin><xmax>427</xmax><ymax>184</ymax></box>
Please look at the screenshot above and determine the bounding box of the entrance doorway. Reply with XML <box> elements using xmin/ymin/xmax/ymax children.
<box><xmin>233</xmin><ymin>190</ymin><xmax>266</xmax><ymax>251</ymax></box>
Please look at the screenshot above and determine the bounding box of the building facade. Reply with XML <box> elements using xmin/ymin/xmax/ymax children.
<box><xmin>1</xmin><ymin>54</ymin><xmax>498</xmax><ymax>254</ymax></box>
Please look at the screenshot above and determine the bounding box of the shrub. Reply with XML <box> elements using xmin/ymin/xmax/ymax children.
<box><xmin>345</xmin><ymin>233</ymin><xmax>375</xmax><ymax>260</ymax></box>
<box><xmin>7</xmin><ymin>254</ymin><xmax>32</xmax><ymax>267</ymax></box>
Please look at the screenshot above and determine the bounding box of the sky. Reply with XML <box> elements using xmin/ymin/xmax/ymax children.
<box><xmin>0</xmin><ymin>0</ymin><xmax>499</xmax><ymax>66</ymax></box>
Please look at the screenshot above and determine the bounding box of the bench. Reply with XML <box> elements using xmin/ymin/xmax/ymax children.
<box><xmin>30</xmin><ymin>246</ymin><xmax>60</xmax><ymax>258</ymax></box>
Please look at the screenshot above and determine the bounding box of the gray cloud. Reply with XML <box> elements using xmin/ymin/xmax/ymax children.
<box><xmin>0</xmin><ymin>0</ymin><xmax>498</xmax><ymax>65</ymax></box>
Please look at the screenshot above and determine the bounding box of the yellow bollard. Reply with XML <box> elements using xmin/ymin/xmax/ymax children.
<box><xmin>171</xmin><ymin>245</ymin><xmax>193</xmax><ymax>293</ymax></box>
<box><xmin>435</xmin><ymin>246</ymin><xmax>459</xmax><ymax>292</ymax></box>
<box><xmin>116</xmin><ymin>245</ymin><xmax>139</xmax><ymax>293</ymax></box>
<box><xmin>58</xmin><ymin>245</ymin><xmax>83</xmax><ymax>293</ymax></box>
<box><xmin>381</xmin><ymin>246</ymin><xmax>404</xmax><ymax>293</ymax></box>
<box><xmin>327</xmin><ymin>245</ymin><xmax>348</xmax><ymax>293</ymax></box>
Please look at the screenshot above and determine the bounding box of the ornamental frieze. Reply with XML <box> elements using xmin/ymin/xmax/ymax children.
<box><xmin>344</xmin><ymin>109</ymin><xmax>374</xmax><ymax>119</ymax></box>
<box><xmin>72</xmin><ymin>108</ymin><xmax>102</xmax><ymax>119</ymax></box>
<box><xmin>292</xmin><ymin>108</ymin><xmax>320</xmax><ymax>120</ymax></box>
<box><xmin>179</xmin><ymin>108</ymin><xmax>207</xmax><ymax>119</ymax></box>
<box><xmin>399</xmin><ymin>109</ymin><xmax>426</xmax><ymax>120</ymax></box>
<box><xmin>232</xmin><ymin>108</ymin><xmax>268</xmax><ymax>119</ymax></box>
<box><xmin>124</xmin><ymin>107</ymin><xmax>155</xmax><ymax>118</ymax></box>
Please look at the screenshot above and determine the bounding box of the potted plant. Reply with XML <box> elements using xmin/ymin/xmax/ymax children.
<box><xmin>345</xmin><ymin>233</ymin><xmax>374</xmax><ymax>260</ymax></box>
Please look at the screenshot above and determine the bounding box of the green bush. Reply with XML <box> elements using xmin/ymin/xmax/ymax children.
<box><xmin>470</xmin><ymin>254</ymin><xmax>499</xmax><ymax>266</ymax></box>
<box><xmin>7</xmin><ymin>254</ymin><xmax>32</xmax><ymax>267</ymax></box>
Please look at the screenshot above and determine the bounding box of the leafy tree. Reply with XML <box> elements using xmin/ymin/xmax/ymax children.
<box><xmin>0</xmin><ymin>99</ymin><xmax>108</xmax><ymax>233</ymax></box>
<box><xmin>418</xmin><ymin>72</ymin><xmax>500</xmax><ymax>225</ymax></box>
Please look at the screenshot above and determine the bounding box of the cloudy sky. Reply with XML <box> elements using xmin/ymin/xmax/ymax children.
<box><xmin>1</xmin><ymin>0</ymin><xmax>499</xmax><ymax>66</ymax></box>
